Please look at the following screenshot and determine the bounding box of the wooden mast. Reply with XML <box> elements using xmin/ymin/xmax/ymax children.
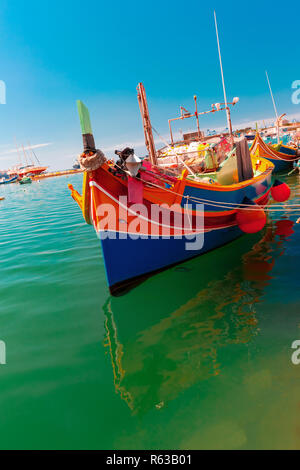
<box><xmin>137</xmin><ymin>83</ymin><xmax>157</xmax><ymax>166</ymax></box>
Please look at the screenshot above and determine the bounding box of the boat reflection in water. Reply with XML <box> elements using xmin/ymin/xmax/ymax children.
<box><xmin>103</xmin><ymin>218</ymin><xmax>294</xmax><ymax>415</ymax></box>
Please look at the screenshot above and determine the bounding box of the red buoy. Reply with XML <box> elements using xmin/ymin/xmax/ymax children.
<box><xmin>275</xmin><ymin>219</ymin><xmax>294</xmax><ymax>237</ymax></box>
<box><xmin>236</xmin><ymin>197</ymin><xmax>266</xmax><ymax>234</ymax></box>
<box><xmin>271</xmin><ymin>179</ymin><xmax>291</xmax><ymax>202</ymax></box>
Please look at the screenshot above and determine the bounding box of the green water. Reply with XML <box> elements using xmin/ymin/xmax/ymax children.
<box><xmin>0</xmin><ymin>173</ymin><xmax>300</xmax><ymax>450</ymax></box>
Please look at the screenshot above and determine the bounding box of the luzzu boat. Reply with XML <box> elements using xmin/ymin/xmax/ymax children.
<box><xmin>250</xmin><ymin>132</ymin><xmax>299</xmax><ymax>172</ymax></box>
<box><xmin>0</xmin><ymin>176</ymin><xmax>18</xmax><ymax>185</ymax></box>
<box><xmin>69</xmin><ymin>84</ymin><xmax>290</xmax><ymax>295</ymax></box>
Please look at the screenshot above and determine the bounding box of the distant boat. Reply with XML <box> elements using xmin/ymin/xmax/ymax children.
<box><xmin>18</xmin><ymin>166</ymin><xmax>48</xmax><ymax>177</ymax></box>
<box><xmin>19</xmin><ymin>176</ymin><xmax>32</xmax><ymax>185</ymax></box>
<box><xmin>244</xmin><ymin>133</ymin><xmax>255</xmax><ymax>141</ymax></box>
<box><xmin>250</xmin><ymin>133</ymin><xmax>299</xmax><ymax>172</ymax></box>
<box><xmin>8</xmin><ymin>141</ymin><xmax>48</xmax><ymax>177</ymax></box>
<box><xmin>0</xmin><ymin>176</ymin><xmax>18</xmax><ymax>185</ymax></box>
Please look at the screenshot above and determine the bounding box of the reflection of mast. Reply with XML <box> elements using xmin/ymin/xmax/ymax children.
<box><xmin>103</xmin><ymin>301</ymin><xmax>134</xmax><ymax>410</ymax></box>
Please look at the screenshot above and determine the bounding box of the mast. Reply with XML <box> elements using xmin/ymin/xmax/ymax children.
<box><xmin>214</xmin><ymin>11</ymin><xmax>233</xmax><ymax>140</ymax></box>
<box><xmin>28</xmin><ymin>141</ymin><xmax>41</xmax><ymax>165</ymax></box>
<box><xmin>265</xmin><ymin>70</ymin><xmax>280</xmax><ymax>143</ymax></box>
<box><xmin>137</xmin><ymin>83</ymin><xmax>157</xmax><ymax>166</ymax></box>
<box><xmin>194</xmin><ymin>95</ymin><xmax>201</xmax><ymax>140</ymax></box>
<box><xmin>22</xmin><ymin>144</ymin><xmax>29</xmax><ymax>166</ymax></box>
<box><xmin>14</xmin><ymin>137</ymin><xmax>22</xmax><ymax>167</ymax></box>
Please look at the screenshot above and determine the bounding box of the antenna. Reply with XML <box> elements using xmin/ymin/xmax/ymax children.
<box><xmin>214</xmin><ymin>10</ymin><xmax>233</xmax><ymax>139</ymax></box>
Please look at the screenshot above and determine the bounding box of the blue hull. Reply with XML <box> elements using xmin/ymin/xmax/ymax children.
<box><xmin>0</xmin><ymin>176</ymin><xmax>17</xmax><ymax>185</ymax></box>
<box><xmin>100</xmin><ymin>225</ymin><xmax>242</xmax><ymax>294</ymax></box>
<box><xmin>267</xmin><ymin>157</ymin><xmax>294</xmax><ymax>173</ymax></box>
<box><xmin>278</xmin><ymin>145</ymin><xmax>297</xmax><ymax>157</ymax></box>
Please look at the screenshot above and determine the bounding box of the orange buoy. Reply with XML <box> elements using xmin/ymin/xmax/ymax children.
<box><xmin>271</xmin><ymin>179</ymin><xmax>291</xmax><ymax>202</ymax></box>
<box><xmin>236</xmin><ymin>197</ymin><xmax>266</xmax><ymax>234</ymax></box>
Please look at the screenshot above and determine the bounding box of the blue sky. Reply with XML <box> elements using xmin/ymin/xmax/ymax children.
<box><xmin>0</xmin><ymin>0</ymin><xmax>299</xmax><ymax>170</ymax></box>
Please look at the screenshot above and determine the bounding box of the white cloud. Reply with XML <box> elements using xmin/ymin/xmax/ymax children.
<box><xmin>0</xmin><ymin>142</ymin><xmax>53</xmax><ymax>158</ymax></box>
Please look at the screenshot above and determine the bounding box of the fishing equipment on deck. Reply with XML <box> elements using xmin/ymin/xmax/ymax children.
<box><xmin>123</xmin><ymin>150</ymin><xmax>142</xmax><ymax>177</ymax></box>
<box><xmin>78</xmin><ymin>149</ymin><xmax>106</xmax><ymax>171</ymax></box>
<box><xmin>236</xmin><ymin>137</ymin><xmax>254</xmax><ymax>182</ymax></box>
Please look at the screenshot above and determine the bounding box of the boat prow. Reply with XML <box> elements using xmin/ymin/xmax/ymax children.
<box><xmin>250</xmin><ymin>132</ymin><xmax>299</xmax><ymax>172</ymax></box>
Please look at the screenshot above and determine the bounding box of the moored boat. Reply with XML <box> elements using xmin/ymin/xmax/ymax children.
<box><xmin>19</xmin><ymin>176</ymin><xmax>32</xmax><ymax>185</ymax></box>
<box><xmin>18</xmin><ymin>166</ymin><xmax>48</xmax><ymax>177</ymax></box>
<box><xmin>250</xmin><ymin>132</ymin><xmax>299</xmax><ymax>172</ymax></box>
<box><xmin>0</xmin><ymin>176</ymin><xmax>18</xmax><ymax>185</ymax></box>
<box><xmin>69</xmin><ymin>86</ymin><xmax>291</xmax><ymax>295</ymax></box>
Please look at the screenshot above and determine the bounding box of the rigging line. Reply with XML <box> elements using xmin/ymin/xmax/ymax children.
<box><xmin>134</xmin><ymin>174</ymin><xmax>296</xmax><ymax>212</ymax></box>
<box><xmin>28</xmin><ymin>141</ymin><xmax>41</xmax><ymax>165</ymax></box>
<box><xmin>112</xmin><ymin>165</ymin><xmax>297</xmax><ymax>211</ymax></box>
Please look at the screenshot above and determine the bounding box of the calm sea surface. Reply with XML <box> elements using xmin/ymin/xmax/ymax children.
<box><xmin>0</xmin><ymin>172</ymin><xmax>300</xmax><ymax>450</ymax></box>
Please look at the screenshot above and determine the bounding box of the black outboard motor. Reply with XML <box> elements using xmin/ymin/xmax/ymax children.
<box><xmin>115</xmin><ymin>148</ymin><xmax>134</xmax><ymax>169</ymax></box>
<box><xmin>109</xmin><ymin>147</ymin><xmax>135</xmax><ymax>177</ymax></box>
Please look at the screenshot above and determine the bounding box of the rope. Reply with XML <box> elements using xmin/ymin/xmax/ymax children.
<box><xmin>135</xmin><ymin>171</ymin><xmax>300</xmax><ymax>212</ymax></box>
<box><xmin>112</xmin><ymin>160</ymin><xmax>300</xmax><ymax>212</ymax></box>
<box><xmin>109</xmin><ymin>135</ymin><xmax>300</xmax><ymax>212</ymax></box>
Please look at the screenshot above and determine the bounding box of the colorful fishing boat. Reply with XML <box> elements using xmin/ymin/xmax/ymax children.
<box><xmin>7</xmin><ymin>141</ymin><xmax>48</xmax><ymax>177</ymax></box>
<box><xmin>18</xmin><ymin>166</ymin><xmax>48</xmax><ymax>177</ymax></box>
<box><xmin>19</xmin><ymin>176</ymin><xmax>32</xmax><ymax>185</ymax></box>
<box><xmin>250</xmin><ymin>133</ymin><xmax>299</xmax><ymax>172</ymax></box>
<box><xmin>69</xmin><ymin>84</ymin><xmax>291</xmax><ymax>295</ymax></box>
<box><xmin>0</xmin><ymin>176</ymin><xmax>18</xmax><ymax>185</ymax></box>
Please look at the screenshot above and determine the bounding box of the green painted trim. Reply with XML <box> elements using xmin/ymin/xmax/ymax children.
<box><xmin>77</xmin><ymin>100</ymin><xmax>93</xmax><ymax>135</ymax></box>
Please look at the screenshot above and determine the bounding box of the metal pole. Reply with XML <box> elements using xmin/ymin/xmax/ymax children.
<box><xmin>214</xmin><ymin>11</ymin><xmax>233</xmax><ymax>140</ymax></box>
<box><xmin>168</xmin><ymin>120</ymin><xmax>174</xmax><ymax>146</ymax></box>
<box><xmin>194</xmin><ymin>95</ymin><xmax>201</xmax><ymax>140</ymax></box>
<box><xmin>265</xmin><ymin>70</ymin><xmax>280</xmax><ymax>144</ymax></box>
